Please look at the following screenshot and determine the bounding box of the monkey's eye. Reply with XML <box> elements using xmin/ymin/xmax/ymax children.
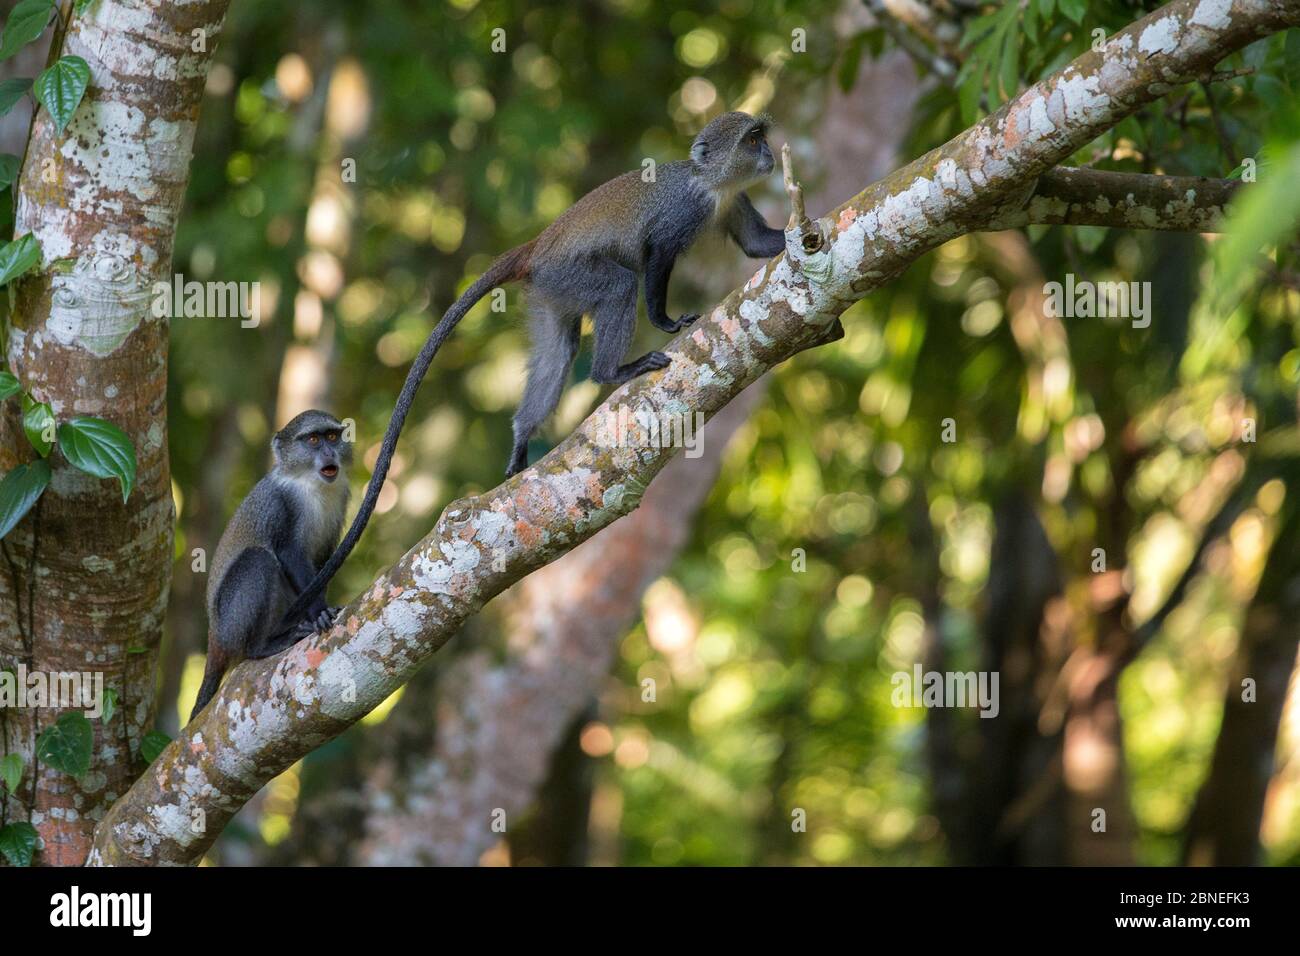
<box><xmin>326</xmin><ymin>431</ymin><xmax>339</xmax><ymax>443</ymax></box>
<box><xmin>307</xmin><ymin>435</ymin><xmax>320</xmax><ymax>446</ymax></box>
<box><xmin>747</xmin><ymin>134</ymin><xmax>759</xmax><ymax>146</ymax></box>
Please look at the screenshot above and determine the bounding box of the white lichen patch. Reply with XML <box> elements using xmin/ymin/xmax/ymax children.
<box><xmin>46</xmin><ymin>252</ymin><xmax>152</xmax><ymax>357</ymax></box>
<box><xmin>217</xmin><ymin>698</ymin><xmax>295</xmax><ymax>785</ymax></box>
<box><xmin>1025</xmin><ymin>195</ymin><xmax>1070</xmax><ymax>221</ymax></box>
<box><xmin>1053</xmin><ymin>72</ymin><xmax>1110</xmax><ymax>124</ymax></box>
<box><xmin>147</xmin><ymin>801</ymin><xmax>197</xmax><ymax>847</ymax></box>
<box><xmin>471</xmin><ymin>509</ymin><xmax>513</xmax><ymax>551</ymax></box>
<box><xmin>317</xmin><ymin>626</ymin><xmax>395</xmax><ymax>719</ymax></box>
<box><xmin>411</xmin><ymin>552</ymin><xmax>456</xmax><ymax>594</ymax></box>
<box><xmin>1139</xmin><ymin>15</ymin><xmax>1181</xmax><ymax>56</ymax></box>
<box><xmin>1190</xmin><ymin>0</ymin><xmax>1231</xmax><ymax>30</ymax></box>
<box><xmin>1025</xmin><ymin>96</ymin><xmax>1055</xmax><ymax>139</ymax></box>
<box><xmin>439</xmin><ymin>538</ymin><xmax>480</xmax><ymax>574</ymax></box>
<box><xmin>81</xmin><ymin>554</ymin><xmax>116</xmax><ymax>574</ymax></box>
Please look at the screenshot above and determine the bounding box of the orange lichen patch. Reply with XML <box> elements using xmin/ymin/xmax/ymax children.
<box><xmin>513</xmin><ymin>480</ymin><xmax>558</xmax><ymax>524</ymax></box>
<box><xmin>348</xmin><ymin>615</ymin><xmax>361</xmax><ymax>633</ymax></box>
<box><xmin>37</xmin><ymin>820</ymin><xmax>92</xmax><ymax>866</ymax></box>
<box><xmin>692</xmin><ymin>328</ymin><xmax>708</xmax><ymax>347</ymax></box>
<box><xmin>837</xmin><ymin>207</ymin><xmax>857</xmax><ymax>230</ymax></box>
<box><xmin>515</xmin><ymin>519</ymin><xmax>544</xmax><ymax>548</ymax></box>
<box><xmin>720</xmin><ymin>316</ymin><xmax>741</xmax><ymax>339</ymax></box>
<box><xmin>1001</xmin><ymin>110</ymin><xmax>1023</xmax><ymax>151</ymax></box>
<box><xmin>189</xmin><ymin>737</ymin><xmax>208</xmax><ymax>755</ymax></box>
<box><xmin>305</xmin><ymin>646</ymin><xmax>327</xmax><ymax>669</ymax></box>
<box><xmin>388</xmin><ymin>585</ymin><xmax>404</xmax><ymax>598</ymax></box>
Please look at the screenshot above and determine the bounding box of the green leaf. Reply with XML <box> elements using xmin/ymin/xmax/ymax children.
<box><xmin>957</xmin><ymin>61</ymin><xmax>986</xmax><ymax>125</ymax></box>
<box><xmin>0</xmin><ymin>369</ymin><xmax>19</xmax><ymax>401</ymax></box>
<box><xmin>21</xmin><ymin>393</ymin><xmax>54</xmax><ymax>457</ymax></box>
<box><xmin>57</xmin><ymin>416</ymin><xmax>136</xmax><ymax>502</ymax></box>
<box><xmin>0</xmin><ymin>153</ymin><xmax>19</xmax><ymax>190</ymax></box>
<box><xmin>1075</xmin><ymin>225</ymin><xmax>1108</xmax><ymax>254</ymax></box>
<box><xmin>0</xmin><ymin>232</ymin><xmax>40</xmax><ymax>286</ymax></box>
<box><xmin>1059</xmin><ymin>0</ymin><xmax>1087</xmax><ymax>25</ymax></box>
<box><xmin>141</xmin><ymin>730</ymin><xmax>170</xmax><ymax>763</ymax></box>
<box><xmin>0</xmin><ymin>822</ymin><xmax>38</xmax><ymax>867</ymax></box>
<box><xmin>101</xmin><ymin>687</ymin><xmax>119</xmax><ymax>724</ymax></box>
<box><xmin>74</xmin><ymin>0</ymin><xmax>96</xmax><ymax>14</ymax></box>
<box><xmin>1286</xmin><ymin>29</ymin><xmax>1300</xmax><ymax>91</ymax></box>
<box><xmin>837</xmin><ymin>32</ymin><xmax>865</xmax><ymax>94</ymax></box>
<box><xmin>0</xmin><ymin>753</ymin><xmax>22</xmax><ymax>792</ymax></box>
<box><xmin>34</xmin><ymin>55</ymin><xmax>91</xmax><ymax>135</ymax></box>
<box><xmin>0</xmin><ymin>77</ymin><xmax>31</xmax><ymax>118</ymax></box>
<box><xmin>35</xmin><ymin>711</ymin><xmax>93</xmax><ymax>778</ymax></box>
<box><xmin>0</xmin><ymin>458</ymin><xmax>49</xmax><ymax>541</ymax></box>
<box><xmin>0</xmin><ymin>0</ymin><xmax>53</xmax><ymax>63</ymax></box>
<box><xmin>999</xmin><ymin>25</ymin><xmax>1020</xmax><ymax>102</ymax></box>
<box><xmin>1213</xmin><ymin>141</ymin><xmax>1300</xmax><ymax>307</ymax></box>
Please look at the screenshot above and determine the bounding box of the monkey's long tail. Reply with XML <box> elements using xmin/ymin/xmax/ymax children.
<box><xmin>189</xmin><ymin>643</ymin><xmax>230</xmax><ymax>724</ymax></box>
<box><xmin>278</xmin><ymin>241</ymin><xmax>535</xmax><ymax>631</ymax></box>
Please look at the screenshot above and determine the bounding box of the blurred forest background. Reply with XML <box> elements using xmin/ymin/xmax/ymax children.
<box><xmin>5</xmin><ymin>0</ymin><xmax>1299</xmax><ymax>866</ymax></box>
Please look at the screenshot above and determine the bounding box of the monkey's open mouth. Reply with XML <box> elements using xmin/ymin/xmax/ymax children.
<box><xmin>319</xmin><ymin>465</ymin><xmax>338</xmax><ymax>480</ymax></box>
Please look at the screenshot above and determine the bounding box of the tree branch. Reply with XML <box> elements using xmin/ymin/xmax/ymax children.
<box><xmin>88</xmin><ymin>0</ymin><xmax>1300</xmax><ymax>865</ymax></box>
<box><xmin>988</xmin><ymin>166</ymin><xmax>1242</xmax><ymax>232</ymax></box>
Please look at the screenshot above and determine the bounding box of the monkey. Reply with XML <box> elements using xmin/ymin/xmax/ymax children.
<box><xmin>279</xmin><ymin>111</ymin><xmax>787</xmax><ymax>633</ymax></box>
<box><xmin>188</xmin><ymin>409</ymin><xmax>353</xmax><ymax>723</ymax></box>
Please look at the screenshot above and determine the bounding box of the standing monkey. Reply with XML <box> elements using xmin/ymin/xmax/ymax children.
<box><xmin>189</xmin><ymin>410</ymin><xmax>353</xmax><ymax>722</ymax></box>
<box><xmin>281</xmin><ymin>111</ymin><xmax>787</xmax><ymax>630</ymax></box>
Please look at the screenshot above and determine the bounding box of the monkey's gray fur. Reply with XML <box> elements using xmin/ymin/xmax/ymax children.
<box><xmin>282</xmin><ymin>111</ymin><xmax>786</xmax><ymax>631</ymax></box>
<box><xmin>189</xmin><ymin>409</ymin><xmax>353</xmax><ymax>722</ymax></box>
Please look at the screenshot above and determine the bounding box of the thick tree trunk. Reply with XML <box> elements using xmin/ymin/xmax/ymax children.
<box><xmin>1183</xmin><ymin>502</ymin><xmax>1300</xmax><ymax>865</ymax></box>
<box><xmin>0</xmin><ymin>0</ymin><xmax>230</xmax><ymax>865</ymax></box>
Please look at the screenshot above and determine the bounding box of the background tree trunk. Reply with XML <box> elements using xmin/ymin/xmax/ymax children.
<box><xmin>0</xmin><ymin>0</ymin><xmax>230</xmax><ymax>866</ymax></box>
<box><xmin>1184</xmin><ymin>500</ymin><xmax>1300</xmax><ymax>865</ymax></box>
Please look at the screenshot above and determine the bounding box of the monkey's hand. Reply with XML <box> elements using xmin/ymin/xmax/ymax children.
<box><xmin>651</xmin><ymin>313</ymin><xmax>700</xmax><ymax>334</ymax></box>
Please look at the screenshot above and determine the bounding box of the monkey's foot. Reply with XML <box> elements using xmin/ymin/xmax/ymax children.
<box><xmin>623</xmin><ymin>351</ymin><xmax>670</xmax><ymax>380</ymax></box>
<box><xmin>594</xmin><ymin>351</ymin><xmax>671</xmax><ymax>386</ymax></box>
<box><xmin>316</xmin><ymin>606</ymin><xmax>341</xmax><ymax>632</ymax></box>
<box><xmin>657</xmin><ymin>313</ymin><xmax>699</xmax><ymax>333</ymax></box>
<box><xmin>295</xmin><ymin>606</ymin><xmax>339</xmax><ymax>639</ymax></box>
<box><xmin>505</xmin><ymin>444</ymin><xmax>528</xmax><ymax>478</ymax></box>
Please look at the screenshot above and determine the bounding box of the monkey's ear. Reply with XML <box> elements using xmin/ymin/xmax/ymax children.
<box><xmin>690</xmin><ymin>139</ymin><xmax>709</xmax><ymax>164</ymax></box>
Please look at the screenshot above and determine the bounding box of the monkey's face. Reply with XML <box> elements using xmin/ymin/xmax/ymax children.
<box><xmin>273</xmin><ymin>410</ymin><xmax>353</xmax><ymax>483</ymax></box>
<box><xmin>301</xmin><ymin>427</ymin><xmax>351</xmax><ymax>483</ymax></box>
<box><xmin>745</xmin><ymin>127</ymin><xmax>775</xmax><ymax>178</ymax></box>
<box><xmin>691</xmin><ymin>112</ymin><xmax>776</xmax><ymax>189</ymax></box>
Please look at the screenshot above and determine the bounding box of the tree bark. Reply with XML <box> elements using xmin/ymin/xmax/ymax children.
<box><xmin>1183</xmin><ymin>501</ymin><xmax>1300</xmax><ymax>865</ymax></box>
<box><xmin>0</xmin><ymin>0</ymin><xmax>231</xmax><ymax>866</ymax></box>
